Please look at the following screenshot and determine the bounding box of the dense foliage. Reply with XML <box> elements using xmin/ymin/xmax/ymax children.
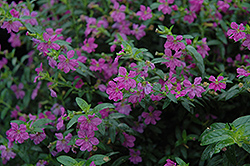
<box><xmin>0</xmin><ymin>0</ymin><xmax>250</xmax><ymax>165</ymax></box>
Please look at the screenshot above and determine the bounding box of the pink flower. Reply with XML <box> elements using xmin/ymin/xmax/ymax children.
<box><xmin>81</xmin><ymin>38</ymin><xmax>98</xmax><ymax>53</ymax></box>
<box><xmin>242</xmin><ymin>34</ymin><xmax>250</xmax><ymax>50</ymax></box>
<box><xmin>227</xmin><ymin>22</ymin><xmax>246</xmax><ymax>42</ymax></box>
<box><xmin>0</xmin><ymin>57</ymin><xmax>7</xmax><ymax>69</ymax></box>
<box><xmin>170</xmin><ymin>83</ymin><xmax>187</xmax><ymax>98</ymax></box>
<box><xmin>217</xmin><ymin>0</ymin><xmax>231</xmax><ymax>13</ymax></box>
<box><xmin>34</xmin><ymin>63</ymin><xmax>43</xmax><ymax>82</ymax></box>
<box><xmin>55</xmin><ymin>133</ymin><xmax>72</xmax><ymax>153</ymax></box>
<box><xmin>183</xmin><ymin>77</ymin><xmax>206</xmax><ymax>99</ymax></box>
<box><xmin>47</xmin><ymin>82</ymin><xmax>57</xmax><ymax>98</ymax></box>
<box><xmin>21</xmin><ymin>9</ymin><xmax>38</xmax><ymax>26</ymax></box>
<box><xmin>237</xmin><ymin>68</ymin><xmax>250</xmax><ymax>77</ymax></box>
<box><xmin>1</xmin><ymin>21</ymin><xmax>23</xmax><ymax>33</ymax></box>
<box><xmin>11</xmin><ymin>83</ymin><xmax>25</xmax><ymax>99</ymax></box>
<box><xmin>164</xmin><ymin>159</ymin><xmax>177</xmax><ymax>166</ymax></box>
<box><xmin>30</xmin><ymin>130</ymin><xmax>46</xmax><ymax>145</ymax></box>
<box><xmin>58</xmin><ymin>50</ymin><xmax>78</xmax><ymax>73</ymax></box>
<box><xmin>122</xmin><ymin>132</ymin><xmax>135</xmax><ymax>148</ymax></box>
<box><xmin>208</xmin><ymin>75</ymin><xmax>226</xmax><ymax>92</ymax></box>
<box><xmin>75</xmin><ymin>130</ymin><xmax>99</xmax><ymax>152</ymax></box>
<box><xmin>164</xmin><ymin>35</ymin><xmax>185</xmax><ymax>51</ymax></box>
<box><xmin>128</xmin><ymin>84</ymin><xmax>145</xmax><ymax>103</ymax></box>
<box><xmin>8</xmin><ymin>32</ymin><xmax>21</xmax><ymax>47</ymax></box>
<box><xmin>111</xmin><ymin>2</ymin><xmax>126</xmax><ymax>22</ymax></box>
<box><xmin>37</xmin><ymin>33</ymin><xmax>60</xmax><ymax>53</ymax></box>
<box><xmin>158</xmin><ymin>0</ymin><xmax>174</xmax><ymax>15</ymax></box>
<box><xmin>114</xmin><ymin>101</ymin><xmax>132</xmax><ymax>115</ymax></box>
<box><xmin>131</xmin><ymin>24</ymin><xmax>146</xmax><ymax>40</ymax></box>
<box><xmin>78</xmin><ymin>114</ymin><xmax>102</xmax><ymax>131</ymax></box>
<box><xmin>129</xmin><ymin>149</ymin><xmax>142</xmax><ymax>164</ymax></box>
<box><xmin>6</xmin><ymin>123</ymin><xmax>29</xmax><ymax>143</ymax></box>
<box><xmin>113</xmin><ymin>67</ymin><xmax>137</xmax><ymax>90</ymax></box>
<box><xmin>162</xmin><ymin>49</ymin><xmax>185</xmax><ymax>71</ymax></box>
<box><xmin>136</xmin><ymin>5</ymin><xmax>152</xmax><ymax>21</ymax></box>
<box><xmin>89</xmin><ymin>58</ymin><xmax>105</xmax><ymax>72</ymax></box>
<box><xmin>0</xmin><ymin>145</ymin><xmax>16</xmax><ymax>164</ymax></box>
<box><xmin>197</xmin><ymin>38</ymin><xmax>210</xmax><ymax>58</ymax></box>
<box><xmin>106</xmin><ymin>81</ymin><xmax>124</xmax><ymax>101</ymax></box>
<box><xmin>141</xmin><ymin>106</ymin><xmax>161</xmax><ymax>125</ymax></box>
<box><xmin>183</xmin><ymin>9</ymin><xmax>197</xmax><ymax>23</ymax></box>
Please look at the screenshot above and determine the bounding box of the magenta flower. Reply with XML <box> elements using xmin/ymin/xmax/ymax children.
<box><xmin>37</xmin><ymin>33</ymin><xmax>60</xmax><ymax>53</ymax></box>
<box><xmin>78</xmin><ymin>114</ymin><xmax>102</xmax><ymax>131</ymax></box>
<box><xmin>89</xmin><ymin>58</ymin><xmax>105</xmax><ymax>72</ymax></box>
<box><xmin>74</xmin><ymin>76</ymin><xmax>84</xmax><ymax>89</ymax></box>
<box><xmin>75</xmin><ymin>130</ymin><xmax>99</xmax><ymax>152</ymax></box>
<box><xmin>111</xmin><ymin>2</ymin><xmax>126</xmax><ymax>22</ymax></box>
<box><xmin>183</xmin><ymin>77</ymin><xmax>206</xmax><ymax>99</ymax></box>
<box><xmin>55</xmin><ymin>133</ymin><xmax>72</xmax><ymax>153</ymax></box>
<box><xmin>6</xmin><ymin>123</ymin><xmax>29</xmax><ymax>143</ymax></box>
<box><xmin>34</xmin><ymin>63</ymin><xmax>43</xmax><ymax>83</ymax></box>
<box><xmin>122</xmin><ymin>132</ymin><xmax>135</xmax><ymax>148</ymax></box>
<box><xmin>217</xmin><ymin>0</ymin><xmax>231</xmax><ymax>13</ymax></box>
<box><xmin>128</xmin><ymin>85</ymin><xmax>145</xmax><ymax>104</ymax></box>
<box><xmin>242</xmin><ymin>34</ymin><xmax>250</xmax><ymax>50</ymax></box>
<box><xmin>11</xmin><ymin>83</ymin><xmax>25</xmax><ymax>99</ymax></box>
<box><xmin>0</xmin><ymin>145</ymin><xmax>16</xmax><ymax>164</ymax></box>
<box><xmin>164</xmin><ymin>159</ymin><xmax>177</xmax><ymax>166</ymax></box>
<box><xmin>1</xmin><ymin>20</ymin><xmax>23</xmax><ymax>33</ymax></box>
<box><xmin>10</xmin><ymin>9</ymin><xmax>20</xmax><ymax>18</ymax></box>
<box><xmin>21</xmin><ymin>9</ymin><xmax>38</xmax><ymax>26</ymax></box>
<box><xmin>162</xmin><ymin>49</ymin><xmax>185</xmax><ymax>71</ymax></box>
<box><xmin>114</xmin><ymin>101</ymin><xmax>132</xmax><ymax>115</ymax></box>
<box><xmin>8</xmin><ymin>32</ymin><xmax>21</xmax><ymax>47</ymax></box>
<box><xmin>197</xmin><ymin>38</ymin><xmax>210</xmax><ymax>58</ymax></box>
<box><xmin>164</xmin><ymin>35</ymin><xmax>185</xmax><ymax>51</ymax></box>
<box><xmin>131</xmin><ymin>24</ymin><xmax>146</xmax><ymax>40</ymax></box>
<box><xmin>189</xmin><ymin>0</ymin><xmax>203</xmax><ymax>12</ymax></box>
<box><xmin>171</xmin><ymin>83</ymin><xmax>187</xmax><ymax>98</ymax></box>
<box><xmin>136</xmin><ymin>5</ymin><xmax>152</xmax><ymax>21</ymax></box>
<box><xmin>113</xmin><ymin>67</ymin><xmax>137</xmax><ymax>90</ymax></box>
<box><xmin>58</xmin><ymin>50</ymin><xmax>78</xmax><ymax>73</ymax></box>
<box><xmin>30</xmin><ymin>130</ymin><xmax>46</xmax><ymax>145</ymax></box>
<box><xmin>208</xmin><ymin>75</ymin><xmax>226</xmax><ymax>92</ymax></box>
<box><xmin>141</xmin><ymin>106</ymin><xmax>161</xmax><ymax>125</ymax></box>
<box><xmin>237</xmin><ymin>68</ymin><xmax>250</xmax><ymax>77</ymax></box>
<box><xmin>183</xmin><ymin>9</ymin><xmax>197</xmax><ymax>23</ymax></box>
<box><xmin>129</xmin><ymin>149</ymin><xmax>142</xmax><ymax>164</ymax></box>
<box><xmin>81</xmin><ymin>38</ymin><xmax>98</xmax><ymax>53</ymax></box>
<box><xmin>158</xmin><ymin>0</ymin><xmax>174</xmax><ymax>15</ymax></box>
<box><xmin>0</xmin><ymin>57</ymin><xmax>8</xmax><ymax>69</ymax></box>
<box><xmin>47</xmin><ymin>82</ymin><xmax>57</xmax><ymax>98</ymax></box>
<box><xmin>227</xmin><ymin>22</ymin><xmax>246</xmax><ymax>42</ymax></box>
<box><xmin>106</xmin><ymin>81</ymin><xmax>124</xmax><ymax>101</ymax></box>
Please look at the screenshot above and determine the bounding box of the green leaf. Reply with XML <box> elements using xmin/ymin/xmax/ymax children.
<box><xmin>76</xmin><ymin>97</ymin><xmax>90</xmax><ymax>113</ymax></box>
<box><xmin>109</xmin><ymin>113</ymin><xmax>127</xmax><ymax>119</ymax></box>
<box><xmin>214</xmin><ymin>138</ymin><xmax>235</xmax><ymax>154</ymax></box>
<box><xmin>109</xmin><ymin>125</ymin><xmax>116</xmax><ymax>143</ymax></box>
<box><xmin>151</xmin><ymin>58</ymin><xmax>169</xmax><ymax>64</ymax></box>
<box><xmin>92</xmin><ymin>103</ymin><xmax>115</xmax><ymax>114</ymax></box>
<box><xmin>57</xmin><ymin>155</ymin><xmax>78</xmax><ymax>166</ymax></box>
<box><xmin>111</xmin><ymin>156</ymin><xmax>129</xmax><ymax>166</ymax></box>
<box><xmin>216</xmin><ymin>29</ymin><xmax>227</xmax><ymax>44</ymax></box>
<box><xmin>186</xmin><ymin>45</ymin><xmax>205</xmax><ymax>75</ymax></box>
<box><xmin>10</xmin><ymin>120</ymin><xmax>26</xmax><ymax>125</ymax></box>
<box><xmin>85</xmin><ymin>154</ymin><xmax>110</xmax><ymax>165</ymax></box>
<box><xmin>150</xmin><ymin>2</ymin><xmax>160</xmax><ymax>10</ymax></box>
<box><xmin>242</xmin><ymin>144</ymin><xmax>250</xmax><ymax>154</ymax></box>
<box><xmin>67</xmin><ymin>115</ymin><xmax>82</xmax><ymax>130</ymax></box>
<box><xmin>167</xmin><ymin>93</ymin><xmax>177</xmax><ymax>103</ymax></box>
<box><xmin>182</xmin><ymin>35</ymin><xmax>194</xmax><ymax>39</ymax></box>
<box><xmin>200</xmin><ymin>129</ymin><xmax>233</xmax><ymax>146</ymax></box>
<box><xmin>232</xmin><ymin>115</ymin><xmax>250</xmax><ymax>128</ymax></box>
<box><xmin>32</xmin><ymin>119</ymin><xmax>52</xmax><ymax>128</ymax></box>
<box><xmin>201</xmin><ymin>144</ymin><xmax>216</xmax><ymax>160</ymax></box>
<box><xmin>175</xmin><ymin>157</ymin><xmax>188</xmax><ymax>166</ymax></box>
<box><xmin>225</xmin><ymin>89</ymin><xmax>239</xmax><ymax>100</ymax></box>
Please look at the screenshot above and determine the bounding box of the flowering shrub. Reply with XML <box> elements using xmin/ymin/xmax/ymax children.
<box><xmin>0</xmin><ymin>0</ymin><xmax>250</xmax><ymax>165</ymax></box>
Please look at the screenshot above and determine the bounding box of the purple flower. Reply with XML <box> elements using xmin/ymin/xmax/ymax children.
<box><xmin>129</xmin><ymin>149</ymin><xmax>142</xmax><ymax>164</ymax></box>
<box><xmin>34</xmin><ymin>63</ymin><xmax>43</xmax><ymax>83</ymax></box>
<box><xmin>113</xmin><ymin>67</ymin><xmax>137</xmax><ymax>90</ymax></box>
<box><xmin>36</xmin><ymin>160</ymin><xmax>48</xmax><ymax>166</ymax></box>
<box><xmin>197</xmin><ymin>38</ymin><xmax>210</xmax><ymax>58</ymax></box>
<box><xmin>122</xmin><ymin>132</ymin><xmax>135</xmax><ymax>148</ymax></box>
<box><xmin>78</xmin><ymin>114</ymin><xmax>102</xmax><ymax>131</ymax></box>
<box><xmin>1</xmin><ymin>21</ymin><xmax>23</xmax><ymax>33</ymax></box>
<box><xmin>171</xmin><ymin>83</ymin><xmax>187</xmax><ymax>98</ymax></box>
<box><xmin>89</xmin><ymin>58</ymin><xmax>105</xmax><ymax>72</ymax></box>
<box><xmin>0</xmin><ymin>145</ymin><xmax>16</xmax><ymax>164</ymax></box>
<box><xmin>114</xmin><ymin>101</ymin><xmax>132</xmax><ymax>115</ymax></box>
<box><xmin>8</xmin><ymin>32</ymin><xmax>21</xmax><ymax>47</ymax></box>
<box><xmin>6</xmin><ymin>123</ymin><xmax>29</xmax><ymax>143</ymax></box>
<box><xmin>237</xmin><ymin>68</ymin><xmax>250</xmax><ymax>77</ymax></box>
<box><xmin>227</xmin><ymin>22</ymin><xmax>246</xmax><ymax>42</ymax></box>
<box><xmin>11</xmin><ymin>83</ymin><xmax>25</xmax><ymax>99</ymax></box>
<box><xmin>31</xmin><ymin>81</ymin><xmax>42</xmax><ymax>100</ymax></box>
<box><xmin>162</xmin><ymin>49</ymin><xmax>185</xmax><ymax>71</ymax></box>
<box><xmin>183</xmin><ymin>9</ymin><xmax>197</xmax><ymax>23</ymax></box>
<box><xmin>217</xmin><ymin>0</ymin><xmax>231</xmax><ymax>13</ymax></box>
<box><xmin>242</xmin><ymin>34</ymin><xmax>250</xmax><ymax>50</ymax></box>
<box><xmin>183</xmin><ymin>77</ymin><xmax>206</xmax><ymax>99</ymax></box>
<box><xmin>208</xmin><ymin>76</ymin><xmax>226</xmax><ymax>92</ymax></box>
<box><xmin>158</xmin><ymin>0</ymin><xmax>174</xmax><ymax>15</ymax></box>
<box><xmin>30</xmin><ymin>130</ymin><xmax>46</xmax><ymax>145</ymax></box>
<box><xmin>141</xmin><ymin>106</ymin><xmax>161</xmax><ymax>125</ymax></box>
<box><xmin>106</xmin><ymin>81</ymin><xmax>123</xmax><ymax>101</ymax></box>
<box><xmin>131</xmin><ymin>24</ymin><xmax>146</xmax><ymax>40</ymax></box>
<box><xmin>164</xmin><ymin>159</ymin><xmax>177</xmax><ymax>166</ymax></box>
<box><xmin>75</xmin><ymin>130</ymin><xmax>99</xmax><ymax>152</ymax></box>
<box><xmin>21</xmin><ymin>9</ymin><xmax>38</xmax><ymax>26</ymax></box>
<box><xmin>111</xmin><ymin>2</ymin><xmax>126</xmax><ymax>22</ymax></box>
<box><xmin>164</xmin><ymin>35</ymin><xmax>185</xmax><ymax>51</ymax></box>
<box><xmin>81</xmin><ymin>38</ymin><xmax>98</xmax><ymax>53</ymax></box>
<box><xmin>58</xmin><ymin>50</ymin><xmax>78</xmax><ymax>73</ymax></box>
<box><xmin>47</xmin><ymin>82</ymin><xmax>57</xmax><ymax>98</ymax></box>
<box><xmin>0</xmin><ymin>57</ymin><xmax>8</xmax><ymax>69</ymax></box>
<box><xmin>136</xmin><ymin>5</ymin><xmax>152</xmax><ymax>21</ymax></box>
<box><xmin>37</xmin><ymin>33</ymin><xmax>60</xmax><ymax>53</ymax></box>
<box><xmin>55</xmin><ymin>133</ymin><xmax>72</xmax><ymax>153</ymax></box>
